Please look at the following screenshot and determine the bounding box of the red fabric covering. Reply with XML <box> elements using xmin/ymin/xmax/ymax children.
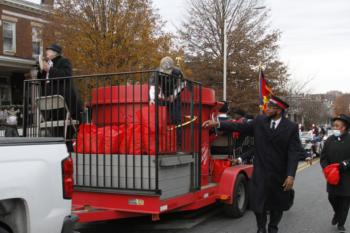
<box><xmin>211</xmin><ymin>159</ymin><xmax>232</xmax><ymax>182</ymax></box>
<box><xmin>160</xmin><ymin>125</ymin><xmax>177</xmax><ymax>154</ymax></box>
<box><xmin>122</xmin><ymin>123</ymin><xmax>143</xmax><ymax>155</ymax></box>
<box><xmin>103</xmin><ymin>125</ymin><xmax>126</xmax><ymax>154</ymax></box>
<box><xmin>323</xmin><ymin>163</ymin><xmax>340</xmax><ymax>185</ymax></box>
<box><xmin>74</xmin><ymin>123</ymin><xmax>147</xmax><ymax>155</ymax></box>
<box><xmin>136</xmin><ymin>105</ymin><xmax>176</xmax><ymax>155</ymax></box>
<box><xmin>124</xmin><ymin>123</ymin><xmax>176</xmax><ymax>155</ymax></box>
<box><xmin>75</xmin><ymin>105</ymin><xmax>177</xmax><ymax>155</ymax></box>
<box><xmin>75</xmin><ymin>124</ymin><xmax>104</xmax><ymax>154</ymax></box>
<box><xmin>75</xmin><ymin>124</ymin><xmax>126</xmax><ymax>154</ymax></box>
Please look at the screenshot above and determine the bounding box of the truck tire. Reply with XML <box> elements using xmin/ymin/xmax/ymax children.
<box><xmin>0</xmin><ymin>223</ymin><xmax>11</xmax><ymax>233</ymax></box>
<box><xmin>0</xmin><ymin>228</ymin><xmax>10</xmax><ymax>233</ymax></box>
<box><xmin>224</xmin><ymin>174</ymin><xmax>248</xmax><ymax>218</ymax></box>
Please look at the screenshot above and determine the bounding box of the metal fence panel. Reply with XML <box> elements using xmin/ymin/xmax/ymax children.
<box><xmin>20</xmin><ymin>71</ymin><xmax>202</xmax><ymax>194</ymax></box>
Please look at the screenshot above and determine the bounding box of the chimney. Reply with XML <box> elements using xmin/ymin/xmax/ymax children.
<box><xmin>41</xmin><ymin>0</ymin><xmax>54</xmax><ymax>6</ymax></box>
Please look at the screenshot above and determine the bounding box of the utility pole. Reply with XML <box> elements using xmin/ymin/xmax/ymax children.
<box><xmin>223</xmin><ymin>19</ymin><xmax>227</xmax><ymax>101</ymax></box>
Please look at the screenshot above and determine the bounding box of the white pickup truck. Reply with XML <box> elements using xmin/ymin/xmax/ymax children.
<box><xmin>0</xmin><ymin>138</ymin><xmax>77</xmax><ymax>233</ymax></box>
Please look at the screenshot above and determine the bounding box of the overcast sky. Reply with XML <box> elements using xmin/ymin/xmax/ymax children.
<box><xmin>152</xmin><ymin>0</ymin><xmax>350</xmax><ymax>94</ymax></box>
<box><xmin>28</xmin><ymin>0</ymin><xmax>350</xmax><ymax>93</ymax></box>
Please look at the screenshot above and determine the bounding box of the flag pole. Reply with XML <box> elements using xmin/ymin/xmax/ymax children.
<box><xmin>258</xmin><ymin>63</ymin><xmax>264</xmax><ymax>114</ymax></box>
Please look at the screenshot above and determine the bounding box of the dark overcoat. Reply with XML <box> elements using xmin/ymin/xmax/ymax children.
<box><xmin>219</xmin><ymin>115</ymin><xmax>301</xmax><ymax>213</ymax></box>
<box><xmin>37</xmin><ymin>55</ymin><xmax>82</xmax><ymax>121</ymax></box>
<box><xmin>320</xmin><ymin>133</ymin><xmax>350</xmax><ymax>196</ymax></box>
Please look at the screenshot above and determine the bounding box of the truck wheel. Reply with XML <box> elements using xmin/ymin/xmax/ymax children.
<box><xmin>224</xmin><ymin>174</ymin><xmax>248</xmax><ymax>218</ymax></box>
<box><xmin>0</xmin><ymin>223</ymin><xmax>11</xmax><ymax>233</ymax></box>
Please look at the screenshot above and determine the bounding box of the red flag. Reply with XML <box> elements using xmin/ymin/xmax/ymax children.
<box><xmin>259</xmin><ymin>67</ymin><xmax>273</xmax><ymax>111</ymax></box>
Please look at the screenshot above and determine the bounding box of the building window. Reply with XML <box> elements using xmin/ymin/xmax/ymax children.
<box><xmin>0</xmin><ymin>77</ymin><xmax>11</xmax><ymax>106</ymax></box>
<box><xmin>3</xmin><ymin>21</ymin><xmax>16</xmax><ymax>54</ymax></box>
<box><xmin>32</xmin><ymin>27</ymin><xmax>43</xmax><ymax>58</ymax></box>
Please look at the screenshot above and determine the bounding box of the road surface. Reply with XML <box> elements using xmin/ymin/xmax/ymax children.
<box><xmin>77</xmin><ymin>160</ymin><xmax>349</xmax><ymax>233</ymax></box>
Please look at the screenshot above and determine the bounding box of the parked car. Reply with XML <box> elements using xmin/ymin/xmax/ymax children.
<box><xmin>300</xmin><ymin>131</ymin><xmax>322</xmax><ymax>157</ymax></box>
<box><xmin>0</xmin><ymin>138</ymin><xmax>77</xmax><ymax>233</ymax></box>
<box><xmin>300</xmin><ymin>132</ymin><xmax>314</xmax><ymax>159</ymax></box>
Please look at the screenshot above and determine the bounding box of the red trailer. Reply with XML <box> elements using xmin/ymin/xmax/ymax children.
<box><xmin>23</xmin><ymin>71</ymin><xmax>254</xmax><ymax>223</ymax></box>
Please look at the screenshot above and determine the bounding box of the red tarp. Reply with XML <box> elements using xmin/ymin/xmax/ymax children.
<box><xmin>74</xmin><ymin>124</ymin><xmax>125</xmax><ymax>154</ymax></box>
<box><xmin>75</xmin><ymin>105</ymin><xmax>177</xmax><ymax>155</ymax></box>
<box><xmin>136</xmin><ymin>105</ymin><xmax>176</xmax><ymax>155</ymax></box>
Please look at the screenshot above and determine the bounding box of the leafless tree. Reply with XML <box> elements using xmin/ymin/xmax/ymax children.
<box><xmin>285</xmin><ymin>75</ymin><xmax>316</xmax><ymax>96</ymax></box>
<box><xmin>179</xmin><ymin>0</ymin><xmax>289</xmax><ymax>114</ymax></box>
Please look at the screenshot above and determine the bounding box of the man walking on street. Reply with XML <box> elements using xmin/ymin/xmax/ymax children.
<box><xmin>203</xmin><ymin>96</ymin><xmax>302</xmax><ymax>233</ymax></box>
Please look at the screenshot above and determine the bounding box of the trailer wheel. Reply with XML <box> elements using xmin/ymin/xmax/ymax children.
<box><xmin>224</xmin><ymin>174</ymin><xmax>248</xmax><ymax>218</ymax></box>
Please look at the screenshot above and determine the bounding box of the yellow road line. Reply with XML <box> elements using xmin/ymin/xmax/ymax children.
<box><xmin>297</xmin><ymin>158</ymin><xmax>320</xmax><ymax>173</ymax></box>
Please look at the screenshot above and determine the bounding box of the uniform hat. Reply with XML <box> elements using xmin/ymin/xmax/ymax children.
<box><xmin>46</xmin><ymin>43</ymin><xmax>62</xmax><ymax>54</ymax></box>
<box><xmin>332</xmin><ymin>114</ymin><xmax>350</xmax><ymax>127</ymax></box>
<box><xmin>268</xmin><ymin>95</ymin><xmax>289</xmax><ymax>110</ymax></box>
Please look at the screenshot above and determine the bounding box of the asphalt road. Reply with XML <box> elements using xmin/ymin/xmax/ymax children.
<box><xmin>76</xmin><ymin>161</ymin><xmax>349</xmax><ymax>233</ymax></box>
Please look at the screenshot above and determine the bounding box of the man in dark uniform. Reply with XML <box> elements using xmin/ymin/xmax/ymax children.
<box><xmin>203</xmin><ymin>96</ymin><xmax>302</xmax><ymax>233</ymax></box>
<box><xmin>320</xmin><ymin>114</ymin><xmax>350</xmax><ymax>233</ymax></box>
<box><xmin>37</xmin><ymin>43</ymin><xmax>82</xmax><ymax>122</ymax></box>
<box><xmin>231</xmin><ymin>108</ymin><xmax>247</xmax><ymax>123</ymax></box>
<box><xmin>37</xmin><ymin>44</ymin><xmax>82</xmax><ymax>142</ymax></box>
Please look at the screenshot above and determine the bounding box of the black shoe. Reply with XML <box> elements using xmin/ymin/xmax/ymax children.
<box><xmin>338</xmin><ymin>225</ymin><xmax>346</xmax><ymax>233</ymax></box>
<box><xmin>257</xmin><ymin>229</ymin><xmax>267</xmax><ymax>233</ymax></box>
<box><xmin>332</xmin><ymin>215</ymin><xmax>338</xmax><ymax>225</ymax></box>
<box><xmin>268</xmin><ymin>225</ymin><xmax>278</xmax><ymax>233</ymax></box>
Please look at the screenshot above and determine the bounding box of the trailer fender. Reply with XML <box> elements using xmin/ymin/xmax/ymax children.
<box><xmin>217</xmin><ymin>165</ymin><xmax>253</xmax><ymax>204</ymax></box>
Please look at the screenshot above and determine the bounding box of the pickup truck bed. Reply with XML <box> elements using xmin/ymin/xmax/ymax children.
<box><xmin>0</xmin><ymin>138</ymin><xmax>77</xmax><ymax>233</ymax></box>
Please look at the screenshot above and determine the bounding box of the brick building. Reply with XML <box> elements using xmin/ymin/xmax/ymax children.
<box><xmin>0</xmin><ymin>0</ymin><xmax>53</xmax><ymax>106</ymax></box>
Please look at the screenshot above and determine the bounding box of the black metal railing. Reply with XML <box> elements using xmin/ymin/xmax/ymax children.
<box><xmin>22</xmin><ymin>71</ymin><xmax>202</xmax><ymax>194</ymax></box>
